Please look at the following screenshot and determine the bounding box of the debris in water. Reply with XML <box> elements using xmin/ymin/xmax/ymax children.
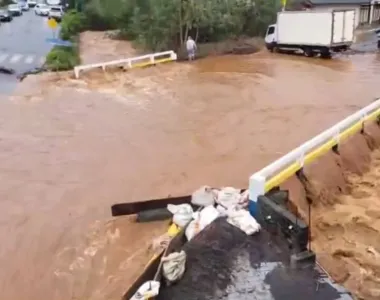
<box><xmin>0</xmin><ymin>66</ymin><xmax>15</xmax><ymax>75</ymax></box>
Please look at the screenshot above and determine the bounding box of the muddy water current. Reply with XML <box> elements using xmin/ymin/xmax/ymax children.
<box><xmin>1</xmin><ymin>51</ymin><xmax>380</xmax><ymax>300</ymax></box>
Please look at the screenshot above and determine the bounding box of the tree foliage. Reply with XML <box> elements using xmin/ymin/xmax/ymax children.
<box><xmin>60</xmin><ymin>10</ymin><xmax>87</xmax><ymax>40</ymax></box>
<box><xmin>82</xmin><ymin>0</ymin><xmax>279</xmax><ymax>51</ymax></box>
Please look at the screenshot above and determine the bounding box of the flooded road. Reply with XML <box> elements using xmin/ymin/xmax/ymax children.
<box><xmin>1</xmin><ymin>49</ymin><xmax>380</xmax><ymax>300</ymax></box>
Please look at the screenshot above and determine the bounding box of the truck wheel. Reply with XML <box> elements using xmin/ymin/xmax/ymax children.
<box><xmin>267</xmin><ymin>42</ymin><xmax>278</xmax><ymax>53</ymax></box>
<box><xmin>303</xmin><ymin>47</ymin><xmax>314</xmax><ymax>57</ymax></box>
<box><xmin>320</xmin><ymin>50</ymin><xmax>331</xmax><ymax>59</ymax></box>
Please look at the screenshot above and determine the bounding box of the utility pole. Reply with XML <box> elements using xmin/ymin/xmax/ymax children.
<box><xmin>369</xmin><ymin>0</ymin><xmax>375</xmax><ymax>24</ymax></box>
<box><xmin>282</xmin><ymin>0</ymin><xmax>287</xmax><ymax>11</ymax></box>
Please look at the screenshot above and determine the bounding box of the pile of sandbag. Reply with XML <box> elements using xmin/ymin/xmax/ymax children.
<box><xmin>167</xmin><ymin>186</ymin><xmax>260</xmax><ymax>240</ymax></box>
<box><xmin>191</xmin><ymin>185</ymin><xmax>260</xmax><ymax>236</ymax></box>
<box><xmin>130</xmin><ymin>185</ymin><xmax>260</xmax><ymax>300</ymax></box>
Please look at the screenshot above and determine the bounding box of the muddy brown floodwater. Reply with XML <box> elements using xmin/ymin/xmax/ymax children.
<box><xmin>1</xmin><ymin>34</ymin><xmax>380</xmax><ymax>300</ymax></box>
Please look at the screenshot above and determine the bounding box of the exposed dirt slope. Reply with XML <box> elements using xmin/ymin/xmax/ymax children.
<box><xmin>282</xmin><ymin>122</ymin><xmax>380</xmax><ymax>300</ymax></box>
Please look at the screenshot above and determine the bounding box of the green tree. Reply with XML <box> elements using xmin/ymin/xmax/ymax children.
<box><xmin>82</xmin><ymin>0</ymin><xmax>279</xmax><ymax>51</ymax></box>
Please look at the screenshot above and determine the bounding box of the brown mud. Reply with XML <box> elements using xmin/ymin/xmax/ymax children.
<box><xmin>281</xmin><ymin>121</ymin><xmax>380</xmax><ymax>300</ymax></box>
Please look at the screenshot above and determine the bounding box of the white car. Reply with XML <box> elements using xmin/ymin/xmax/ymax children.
<box><xmin>34</xmin><ymin>3</ymin><xmax>49</xmax><ymax>16</ymax></box>
<box><xmin>48</xmin><ymin>6</ymin><xmax>63</xmax><ymax>21</ymax></box>
<box><xmin>27</xmin><ymin>0</ymin><xmax>37</xmax><ymax>7</ymax></box>
<box><xmin>20</xmin><ymin>2</ymin><xmax>29</xmax><ymax>11</ymax></box>
<box><xmin>8</xmin><ymin>4</ymin><xmax>22</xmax><ymax>16</ymax></box>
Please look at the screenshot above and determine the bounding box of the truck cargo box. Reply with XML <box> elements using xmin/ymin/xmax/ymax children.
<box><xmin>276</xmin><ymin>10</ymin><xmax>355</xmax><ymax>47</ymax></box>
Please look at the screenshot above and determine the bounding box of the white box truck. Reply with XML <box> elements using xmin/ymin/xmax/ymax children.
<box><xmin>265</xmin><ymin>10</ymin><xmax>355</xmax><ymax>58</ymax></box>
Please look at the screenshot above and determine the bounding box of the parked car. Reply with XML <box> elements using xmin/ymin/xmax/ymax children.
<box><xmin>7</xmin><ymin>4</ymin><xmax>22</xmax><ymax>16</ymax></box>
<box><xmin>46</xmin><ymin>0</ymin><xmax>60</xmax><ymax>5</ymax></box>
<box><xmin>27</xmin><ymin>0</ymin><xmax>37</xmax><ymax>7</ymax></box>
<box><xmin>34</xmin><ymin>3</ymin><xmax>49</xmax><ymax>16</ymax></box>
<box><xmin>20</xmin><ymin>1</ymin><xmax>29</xmax><ymax>11</ymax></box>
<box><xmin>48</xmin><ymin>5</ymin><xmax>63</xmax><ymax>21</ymax></box>
<box><xmin>0</xmin><ymin>9</ymin><xmax>13</xmax><ymax>22</ymax></box>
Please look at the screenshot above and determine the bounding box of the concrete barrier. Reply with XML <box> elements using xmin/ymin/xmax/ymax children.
<box><xmin>249</xmin><ymin>98</ymin><xmax>380</xmax><ymax>213</ymax></box>
<box><xmin>73</xmin><ymin>50</ymin><xmax>177</xmax><ymax>79</ymax></box>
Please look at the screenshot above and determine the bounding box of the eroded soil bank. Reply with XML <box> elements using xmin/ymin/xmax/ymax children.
<box><xmin>282</xmin><ymin>121</ymin><xmax>380</xmax><ymax>300</ymax></box>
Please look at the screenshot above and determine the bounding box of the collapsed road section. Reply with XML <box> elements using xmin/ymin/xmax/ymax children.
<box><xmin>156</xmin><ymin>194</ymin><xmax>353</xmax><ymax>300</ymax></box>
<box><xmin>120</xmin><ymin>187</ymin><xmax>352</xmax><ymax>300</ymax></box>
<box><xmin>118</xmin><ymin>99</ymin><xmax>380</xmax><ymax>300</ymax></box>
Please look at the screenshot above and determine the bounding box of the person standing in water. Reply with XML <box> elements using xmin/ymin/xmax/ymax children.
<box><xmin>186</xmin><ymin>36</ymin><xmax>197</xmax><ymax>61</ymax></box>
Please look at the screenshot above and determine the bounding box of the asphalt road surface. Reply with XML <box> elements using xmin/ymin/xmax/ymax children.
<box><xmin>0</xmin><ymin>9</ymin><xmax>57</xmax><ymax>94</ymax></box>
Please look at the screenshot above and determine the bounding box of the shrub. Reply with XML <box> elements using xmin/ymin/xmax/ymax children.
<box><xmin>0</xmin><ymin>0</ymin><xmax>13</xmax><ymax>6</ymax></box>
<box><xmin>59</xmin><ymin>10</ymin><xmax>86</xmax><ymax>41</ymax></box>
<box><xmin>45</xmin><ymin>9</ymin><xmax>84</xmax><ymax>71</ymax></box>
<box><xmin>45</xmin><ymin>46</ymin><xmax>80</xmax><ymax>71</ymax></box>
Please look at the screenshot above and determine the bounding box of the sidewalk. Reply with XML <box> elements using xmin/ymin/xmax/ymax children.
<box><xmin>355</xmin><ymin>24</ymin><xmax>380</xmax><ymax>42</ymax></box>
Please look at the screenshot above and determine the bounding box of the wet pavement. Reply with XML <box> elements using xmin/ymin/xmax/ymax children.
<box><xmin>0</xmin><ymin>9</ymin><xmax>54</xmax><ymax>93</ymax></box>
<box><xmin>1</xmin><ymin>33</ymin><xmax>380</xmax><ymax>300</ymax></box>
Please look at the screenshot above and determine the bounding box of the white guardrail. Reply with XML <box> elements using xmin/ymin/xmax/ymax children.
<box><xmin>74</xmin><ymin>50</ymin><xmax>177</xmax><ymax>79</ymax></box>
<box><xmin>248</xmin><ymin>98</ymin><xmax>380</xmax><ymax>214</ymax></box>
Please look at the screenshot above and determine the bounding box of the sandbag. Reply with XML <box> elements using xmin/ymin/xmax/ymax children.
<box><xmin>167</xmin><ymin>223</ymin><xmax>181</xmax><ymax>237</ymax></box>
<box><xmin>161</xmin><ymin>250</ymin><xmax>187</xmax><ymax>283</ymax></box>
<box><xmin>227</xmin><ymin>208</ymin><xmax>261</xmax><ymax>235</ymax></box>
<box><xmin>185</xmin><ymin>219</ymin><xmax>201</xmax><ymax>241</ymax></box>
<box><xmin>191</xmin><ymin>186</ymin><xmax>217</xmax><ymax>207</ymax></box>
<box><xmin>216</xmin><ymin>204</ymin><xmax>229</xmax><ymax>217</ymax></box>
<box><xmin>167</xmin><ymin>204</ymin><xmax>193</xmax><ymax>228</ymax></box>
<box><xmin>136</xmin><ymin>208</ymin><xmax>172</xmax><ymax>223</ymax></box>
<box><xmin>129</xmin><ymin>280</ymin><xmax>160</xmax><ymax>300</ymax></box>
<box><xmin>217</xmin><ymin>187</ymin><xmax>241</xmax><ymax>209</ymax></box>
<box><xmin>197</xmin><ymin>205</ymin><xmax>220</xmax><ymax>228</ymax></box>
<box><xmin>185</xmin><ymin>206</ymin><xmax>220</xmax><ymax>240</ymax></box>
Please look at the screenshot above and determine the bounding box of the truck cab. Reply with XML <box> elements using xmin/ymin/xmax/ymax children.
<box><xmin>264</xmin><ymin>24</ymin><xmax>277</xmax><ymax>51</ymax></box>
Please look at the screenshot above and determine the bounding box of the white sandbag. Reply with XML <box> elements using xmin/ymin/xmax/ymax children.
<box><xmin>191</xmin><ymin>185</ymin><xmax>217</xmax><ymax>207</ymax></box>
<box><xmin>217</xmin><ymin>187</ymin><xmax>241</xmax><ymax>209</ymax></box>
<box><xmin>216</xmin><ymin>204</ymin><xmax>229</xmax><ymax>217</ymax></box>
<box><xmin>161</xmin><ymin>250</ymin><xmax>187</xmax><ymax>283</ymax></box>
<box><xmin>198</xmin><ymin>205</ymin><xmax>220</xmax><ymax>228</ymax></box>
<box><xmin>227</xmin><ymin>208</ymin><xmax>261</xmax><ymax>235</ymax></box>
<box><xmin>185</xmin><ymin>219</ymin><xmax>200</xmax><ymax>241</ymax></box>
<box><xmin>129</xmin><ymin>280</ymin><xmax>160</xmax><ymax>300</ymax></box>
<box><xmin>185</xmin><ymin>206</ymin><xmax>220</xmax><ymax>241</ymax></box>
<box><xmin>167</xmin><ymin>204</ymin><xmax>193</xmax><ymax>228</ymax></box>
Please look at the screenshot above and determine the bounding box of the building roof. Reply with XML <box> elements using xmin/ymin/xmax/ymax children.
<box><xmin>301</xmin><ymin>0</ymin><xmax>371</xmax><ymax>5</ymax></box>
